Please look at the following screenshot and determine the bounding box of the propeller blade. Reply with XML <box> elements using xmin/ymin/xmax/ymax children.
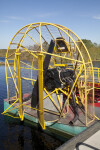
<box><xmin>31</xmin><ymin>40</ymin><xmax>55</xmax><ymax>107</ymax></box>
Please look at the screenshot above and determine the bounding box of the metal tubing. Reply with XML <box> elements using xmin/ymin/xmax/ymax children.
<box><xmin>16</xmin><ymin>52</ymin><xmax>24</xmax><ymax>121</ymax></box>
<box><xmin>38</xmin><ymin>53</ymin><xmax>45</xmax><ymax>129</ymax></box>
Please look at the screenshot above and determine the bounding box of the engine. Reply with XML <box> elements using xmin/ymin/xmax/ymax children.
<box><xmin>44</xmin><ymin>67</ymin><xmax>75</xmax><ymax>91</ymax></box>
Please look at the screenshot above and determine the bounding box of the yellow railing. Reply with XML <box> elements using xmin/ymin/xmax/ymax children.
<box><xmin>2</xmin><ymin>22</ymin><xmax>95</xmax><ymax>129</ymax></box>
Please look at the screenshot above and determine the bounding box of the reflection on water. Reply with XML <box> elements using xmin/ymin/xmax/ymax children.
<box><xmin>0</xmin><ymin>58</ymin><xmax>64</xmax><ymax>150</ymax></box>
<box><xmin>0</xmin><ymin>118</ymin><xmax>63</xmax><ymax>150</ymax></box>
<box><xmin>0</xmin><ymin>57</ymin><xmax>5</xmax><ymax>62</ymax></box>
<box><xmin>93</xmin><ymin>61</ymin><xmax>100</xmax><ymax>68</ymax></box>
<box><xmin>0</xmin><ymin>57</ymin><xmax>100</xmax><ymax>149</ymax></box>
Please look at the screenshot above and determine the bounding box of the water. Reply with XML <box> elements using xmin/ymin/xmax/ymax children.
<box><xmin>0</xmin><ymin>57</ymin><xmax>5</xmax><ymax>62</ymax></box>
<box><xmin>93</xmin><ymin>61</ymin><xmax>100</xmax><ymax>68</ymax></box>
<box><xmin>1</xmin><ymin>58</ymin><xmax>98</xmax><ymax>150</ymax></box>
<box><xmin>0</xmin><ymin>57</ymin><xmax>65</xmax><ymax>150</ymax></box>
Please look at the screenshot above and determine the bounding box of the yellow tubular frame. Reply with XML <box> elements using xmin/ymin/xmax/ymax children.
<box><xmin>38</xmin><ymin>54</ymin><xmax>45</xmax><ymax>129</ymax></box>
<box><xmin>16</xmin><ymin>52</ymin><xmax>24</xmax><ymax>121</ymax></box>
<box><xmin>4</xmin><ymin>22</ymin><xmax>95</xmax><ymax>129</ymax></box>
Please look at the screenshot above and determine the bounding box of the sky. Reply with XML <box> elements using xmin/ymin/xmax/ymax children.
<box><xmin>0</xmin><ymin>0</ymin><xmax>100</xmax><ymax>49</ymax></box>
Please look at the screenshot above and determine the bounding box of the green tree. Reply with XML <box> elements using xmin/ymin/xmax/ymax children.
<box><xmin>82</xmin><ymin>39</ymin><xmax>94</xmax><ymax>49</ymax></box>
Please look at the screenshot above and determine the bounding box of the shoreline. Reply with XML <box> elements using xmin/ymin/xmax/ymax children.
<box><xmin>0</xmin><ymin>62</ymin><xmax>14</xmax><ymax>65</ymax></box>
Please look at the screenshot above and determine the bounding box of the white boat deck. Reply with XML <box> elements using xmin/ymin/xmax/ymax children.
<box><xmin>74</xmin><ymin>130</ymin><xmax>100</xmax><ymax>150</ymax></box>
<box><xmin>56</xmin><ymin>121</ymin><xmax>100</xmax><ymax>150</ymax></box>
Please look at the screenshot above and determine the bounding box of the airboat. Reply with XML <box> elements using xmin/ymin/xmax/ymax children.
<box><xmin>2</xmin><ymin>22</ymin><xmax>100</xmax><ymax>139</ymax></box>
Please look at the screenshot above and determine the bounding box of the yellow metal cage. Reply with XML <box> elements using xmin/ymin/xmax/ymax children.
<box><xmin>3</xmin><ymin>22</ymin><xmax>95</xmax><ymax>129</ymax></box>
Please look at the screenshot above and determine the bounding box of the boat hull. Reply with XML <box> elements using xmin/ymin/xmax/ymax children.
<box><xmin>4</xmin><ymin>101</ymin><xmax>87</xmax><ymax>139</ymax></box>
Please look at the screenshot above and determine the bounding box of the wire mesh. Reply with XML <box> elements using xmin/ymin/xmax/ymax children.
<box><xmin>4</xmin><ymin>22</ymin><xmax>94</xmax><ymax>127</ymax></box>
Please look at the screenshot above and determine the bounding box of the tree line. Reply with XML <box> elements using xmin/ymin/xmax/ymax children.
<box><xmin>82</xmin><ymin>39</ymin><xmax>100</xmax><ymax>60</ymax></box>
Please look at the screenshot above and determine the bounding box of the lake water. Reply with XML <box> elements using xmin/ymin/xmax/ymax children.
<box><xmin>0</xmin><ymin>57</ymin><xmax>65</xmax><ymax>150</ymax></box>
<box><xmin>1</xmin><ymin>57</ymin><xmax>99</xmax><ymax>150</ymax></box>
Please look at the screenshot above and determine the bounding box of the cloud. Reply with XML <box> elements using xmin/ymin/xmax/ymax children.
<box><xmin>93</xmin><ymin>15</ymin><xmax>100</xmax><ymax>20</ymax></box>
<box><xmin>0</xmin><ymin>20</ymin><xmax>9</xmax><ymax>23</ymax></box>
<box><xmin>6</xmin><ymin>16</ymin><xmax>25</xmax><ymax>20</ymax></box>
<box><xmin>0</xmin><ymin>16</ymin><xmax>25</xmax><ymax>23</ymax></box>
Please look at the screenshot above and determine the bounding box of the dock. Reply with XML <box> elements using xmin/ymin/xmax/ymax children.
<box><xmin>56</xmin><ymin>120</ymin><xmax>100</xmax><ymax>150</ymax></box>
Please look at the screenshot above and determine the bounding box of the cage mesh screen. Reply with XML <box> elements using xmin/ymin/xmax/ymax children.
<box><xmin>5</xmin><ymin>23</ymin><xmax>94</xmax><ymax>125</ymax></box>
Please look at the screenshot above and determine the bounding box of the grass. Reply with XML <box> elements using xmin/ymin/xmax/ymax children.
<box><xmin>0</xmin><ymin>49</ymin><xmax>7</xmax><ymax>57</ymax></box>
<box><xmin>0</xmin><ymin>45</ymin><xmax>100</xmax><ymax>61</ymax></box>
